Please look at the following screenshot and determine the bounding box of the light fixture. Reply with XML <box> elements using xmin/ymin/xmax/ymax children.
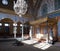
<box><xmin>13</xmin><ymin>0</ymin><xmax>28</xmax><ymax>39</ymax></box>
<box><xmin>13</xmin><ymin>0</ymin><xmax>28</xmax><ymax>17</ymax></box>
<box><xmin>2</xmin><ymin>0</ymin><xmax>8</xmax><ymax>5</ymax></box>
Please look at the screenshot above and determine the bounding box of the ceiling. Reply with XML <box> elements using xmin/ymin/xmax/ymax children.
<box><xmin>0</xmin><ymin>0</ymin><xmax>42</xmax><ymax>18</ymax></box>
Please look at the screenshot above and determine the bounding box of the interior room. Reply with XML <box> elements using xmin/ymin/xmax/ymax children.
<box><xmin>0</xmin><ymin>0</ymin><xmax>60</xmax><ymax>51</ymax></box>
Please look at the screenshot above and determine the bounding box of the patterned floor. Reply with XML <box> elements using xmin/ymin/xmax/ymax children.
<box><xmin>0</xmin><ymin>38</ymin><xmax>60</xmax><ymax>51</ymax></box>
<box><xmin>33</xmin><ymin>42</ymin><xmax>52</xmax><ymax>50</ymax></box>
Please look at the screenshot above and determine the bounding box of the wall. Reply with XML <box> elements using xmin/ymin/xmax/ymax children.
<box><xmin>37</xmin><ymin>0</ymin><xmax>55</xmax><ymax>17</ymax></box>
<box><xmin>32</xmin><ymin>23</ymin><xmax>58</xmax><ymax>41</ymax></box>
<box><xmin>0</xmin><ymin>13</ymin><xmax>30</xmax><ymax>23</ymax></box>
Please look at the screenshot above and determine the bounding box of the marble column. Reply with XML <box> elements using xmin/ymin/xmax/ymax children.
<box><xmin>50</xmin><ymin>27</ymin><xmax>54</xmax><ymax>44</ymax></box>
<box><xmin>22</xmin><ymin>24</ymin><xmax>24</xmax><ymax>40</ymax></box>
<box><xmin>46</xmin><ymin>21</ymin><xmax>49</xmax><ymax>43</ymax></box>
<box><xmin>29</xmin><ymin>26</ymin><xmax>32</xmax><ymax>40</ymax></box>
<box><xmin>13</xmin><ymin>26</ymin><xmax>17</xmax><ymax>39</ymax></box>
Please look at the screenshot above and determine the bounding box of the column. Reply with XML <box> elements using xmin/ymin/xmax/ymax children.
<box><xmin>13</xmin><ymin>26</ymin><xmax>17</xmax><ymax>39</ymax></box>
<box><xmin>22</xmin><ymin>24</ymin><xmax>24</xmax><ymax>40</ymax></box>
<box><xmin>29</xmin><ymin>26</ymin><xmax>32</xmax><ymax>40</ymax></box>
<box><xmin>50</xmin><ymin>26</ymin><xmax>54</xmax><ymax>44</ymax></box>
<box><xmin>53</xmin><ymin>24</ymin><xmax>58</xmax><ymax>42</ymax></box>
<box><xmin>46</xmin><ymin>21</ymin><xmax>49</xmax><ymax>43</ymax></box>
<box><xmin>17</xmin><ymin>22</ymin><xmax>20</xmax><ymax>37</ymax></box>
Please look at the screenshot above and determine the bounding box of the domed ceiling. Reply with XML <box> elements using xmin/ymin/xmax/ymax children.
<box><xmin>0</xmin><ymin>0</ymin><xmax>42</xmax><ymax>18</ymax></box>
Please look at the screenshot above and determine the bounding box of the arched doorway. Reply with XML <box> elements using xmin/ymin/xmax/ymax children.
<box><xmin>0</xmin><ymin>18</ymin><xmax>13</xmax><ymax>38</ymax></box>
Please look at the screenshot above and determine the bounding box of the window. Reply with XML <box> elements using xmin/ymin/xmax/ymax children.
<box><xmin>20</xmin><ymin>24</ymin><xmax>23</xmax><ymax>26</ymax></box>
<box><xmin>4</xmin><ymin>23</ymin><xmax>10</xmax><ymax>26</ymax></box>
<box><xmin>0</xmin><ymin>23</ymin><xmax>2</xmax><ymax>26</ymax></box>
<box><xmin>13</xmin><ymin>23</ymin><xmax>17</xmax><ymax>26</ymax></box>
<box><xmin>0</xmin><ymin>23</ymin><xmax>2</xmax><ymax>31</ymax></box>
<box><xmin>2</xmin><ymin>0</ymin><xmax>8</xmax><ymax>5</ymax></box>
<box><xmin>44</xmin><ymin>27</ymin><xmax>47</xmax><ymax>34</ymax></box>
<box><xmin>55</xmin><ymin>0</ymin><xmax>60</xmax><ymax>10</ymax></box>
<box><xmin>41</xmin><ymin>4</ymin><xmax>48</xmax><ymax>16</ymax></box>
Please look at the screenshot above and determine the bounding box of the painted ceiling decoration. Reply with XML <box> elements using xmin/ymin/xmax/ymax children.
<box><xmin>0</xmin><ymin>0</ymin><xmax>42</xmax><ymax>18</ymax></box>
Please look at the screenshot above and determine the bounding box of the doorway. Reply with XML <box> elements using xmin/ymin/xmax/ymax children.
<box><xmin>3</xmin><ymin>23</ymin><xmax>10</xmax><ymax>38</ymax></box>
<box><xmin>0</xmin><ymin>18</ymin><xmax>14</xmax><ymax>38</ymax></box>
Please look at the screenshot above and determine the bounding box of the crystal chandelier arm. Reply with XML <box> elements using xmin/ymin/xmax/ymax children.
<box><xmin>13</xmin><ymin>0</ymin><xmax>28</xmax><ymax>17</ymax></box>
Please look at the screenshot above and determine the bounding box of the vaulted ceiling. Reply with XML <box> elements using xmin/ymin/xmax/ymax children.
<box><xmin>0</xmin><ymin>0</ymin><xmax>42</xmax><ymax>18</ymax></box>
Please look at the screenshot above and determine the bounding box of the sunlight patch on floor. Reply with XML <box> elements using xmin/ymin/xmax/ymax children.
<box><xmin>22</xmin><ymin>39</ymin><xmax>52</xmax><ymax>50</ymax></box>
<box><xmin>33</xmin><ymin>42</ymin><xmax>52</xmax><ymax>50</ymax></box>
<box><xmin>16</xmin><ymin>38</ymin><xmax>22</xmax><ymax>41</ymax></box>
<box><xmin>22</xmin><ymin>39</ymin><xmax>38</xmax><ymax>45</ymax></box>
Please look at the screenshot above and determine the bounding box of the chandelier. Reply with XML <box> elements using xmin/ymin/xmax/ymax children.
<box><xmin>13</xmin><ymin>0</ymin><xmax>28</xmax><ymax>17</ymax></box>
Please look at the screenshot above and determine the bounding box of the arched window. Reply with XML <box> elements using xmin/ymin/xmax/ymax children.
<box><xmin>0</xmin><ymin>23</ymin><xmax>2</xmax><ymax>26</ymax></box>
<box><xmin>4</xmin><ymin>23</ymin><xmax>10</xmax><ymax>26</ymax></box>
<box><xmin>41</xmin><ymin>4</ymin><xmax>48</xmax><ymax>16</ymax></box>
<box><xmin>55</xmin><ymin>0</ymin><xmax>60</xmax><ymax>10</ymax></box>
<box><xmin>2</xmin><ymin>0</ymin><xmax>8</xmax><ymax>5</ymax></box>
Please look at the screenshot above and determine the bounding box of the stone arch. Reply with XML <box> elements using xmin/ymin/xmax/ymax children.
<box><xmin>0</xmin><ymin>17</ymin><xmax>15</xmax><ymax>22</ymax></box>
<box><xmin>0</xmin><ymin>18</ymin><xmax>14</xmax><ymax>38</ymax></box>
<box><xmin>1</xmin><ymin>18</ymin><xmax>14</xmax><ymax>23</ymax></box>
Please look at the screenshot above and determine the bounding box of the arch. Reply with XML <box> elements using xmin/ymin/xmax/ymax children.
<box><xmin>41</xmin><ymin>4</ymin><xmax>48</xmax><ymax>16</ymax></box>
<box><xmin>24</xmin><ymin>22</ymin><xmax>30</xmax><ymax>25</ymax></box>
<box><xmin>17</xmin><ymin>21</ymin><xmax>22</xmax><ymax>25</ymax></box>
<box><xmin>0</xmin><ymin>18</ymin><xmax>14</xmax><ymax>23</ymax></box>
<box><xmin>0</xmin><ymin>18</ymin><xmax>14</xmax><ymax>38</ymax></box>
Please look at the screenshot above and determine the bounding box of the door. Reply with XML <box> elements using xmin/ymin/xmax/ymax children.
<box><xmin>3</xmin><ymin>23</ymin><xmax>10</xmax><ymax>38</ymax></box>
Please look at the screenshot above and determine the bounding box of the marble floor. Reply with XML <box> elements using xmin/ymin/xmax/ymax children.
<box><xmin>0</xmin><ymin>38</ymin><xmax>60</xmax><ymax>51</ymax></box>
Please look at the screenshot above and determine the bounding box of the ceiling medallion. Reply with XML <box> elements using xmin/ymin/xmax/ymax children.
<box><xmin>2</xmin><ymin>0</ymin><xmax>8</xmax><ymax>5</ymax></box>
<box><xmin>13</xmin><ymin>0</ymin><xmax>28</xmax><ymax>17</ymax></box>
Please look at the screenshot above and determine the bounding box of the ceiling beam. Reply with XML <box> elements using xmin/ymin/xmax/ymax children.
<box><xmin>0</xmin><ymin>8</ymin><xmax>32</xmax><ymax>18</ymax></box>
<box><xmin>0</xmin><ymin>8</ymin><xmax>16</xmax><ymax>15</ymax></box>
